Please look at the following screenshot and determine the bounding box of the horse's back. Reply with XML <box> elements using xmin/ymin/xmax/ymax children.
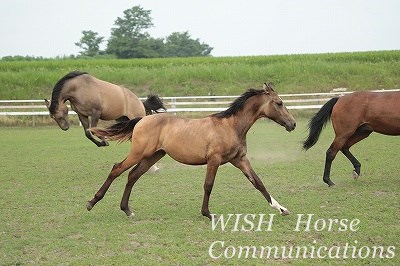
<box><xmin>333</xmin><ymin>91</ymin><xmax>400</xmax><ymax>135</ymax></box>
<box><xmin>71</xmin><ymin>74</ymin><xmax>145</xmax><ymax>119</ymax></box>
<box><xmin>92</xmin><ymin>78</ymin><xmax>146</xmax><ymax>118</ymax></box>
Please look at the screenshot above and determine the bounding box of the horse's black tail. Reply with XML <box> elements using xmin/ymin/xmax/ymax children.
<box><xmin>303</xmin><ymin>97</ymin><xmax>339</xmax><ymax>150</ymax></box>
<box><xmin>89</xmin><ymin>117</ymin><xmax>143</xmax><ymax>143</ymax></box>
<box><xmin>142</xmin><ymin>95</ymin><xmax>166</xmax><ymax>115</ymax></box>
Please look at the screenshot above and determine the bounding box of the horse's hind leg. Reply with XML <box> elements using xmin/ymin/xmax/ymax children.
<box><xmin>323</xmin><ymin>133</ymin><xmax>369</xmax><ymax>187</ymax></box>
<box><xmin>120</xmin><ymin>150</ymin><xmax>166</xmax><ymax>217</ymax></box>
<box><xmin>323</xmin><ymin>144</ymin><xmax>340</xmax><ymax>187</ymax></box>
<box><xmin>201</xmin><ymin>157</ymin><xmax>221</xmax><ymax>220</ymax></box>
<box><xmin>118</xmin><ymin>115</ymin><xmax>159</xmax><ymax>174</ymax></box>
<box><xmin>341</xmin><ymin>126</ymin><xmax>373</xmax><ymax>179</ymax></box>
<box><xmin>341</xmin><ymin>149</ymin><xmax>361</xmax><ymax>178</ymax></box>
<box><xmin>87</xmin><ymin>154</ymin><xmax>139</xmax><ymax>211</ymax></box>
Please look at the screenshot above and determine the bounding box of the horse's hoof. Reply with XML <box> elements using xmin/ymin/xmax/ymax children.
<box><xmin>86</xmin><ymin>201</ymin><xmax>93</xmax><ymax>211</ymax></box>
<box><xmin>202</xmin><ymin>211</ymin><xmax>212</xmax><ymax>220</ymax></box>
<box><xmin>148</xmin><ymin>166</ymin><xmax>160</xmax><ymax>174</ymax></box>
<box><xmin>352</xmin><ymin>170</ymin><xmax>359</xmax><ymax>179</ymax></box>
<box><xmin>325</xmin><ymin>179</ymin><xmax>335</xmax><ymax>187</ymax></box>
<box><xmin>280</xmin><ymin>208</ymin><xmax>290</xmax><ymax>216</ymax></box>
<box><xmin>99</xmin><ymin>142</ymin><xmax>109</xmax><ymax>147</ymax></box>
<box><xmin>122</xmin><ymin>209</ymin><xmax>134</xmax><ymax>217</ymax></box>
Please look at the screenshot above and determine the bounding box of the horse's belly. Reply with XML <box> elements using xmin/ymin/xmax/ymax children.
<box><xmin>167</xmin><ymin>151</ymin><xmax>207</xmax><ymax>165</ymax></box>
<box><xmin>369</xmin><ymin>113</ymin><xmax>400</xmax><ymax>135</ymax></box>
<box><xmin>373</xmin><ymin>123</ymin><xmax>400</xmax><ymax>135</ymax></box>
<box><xmin>163</xmin><ymin>137</ymin><xmax>207</xmax><ymax>164</ymax></box>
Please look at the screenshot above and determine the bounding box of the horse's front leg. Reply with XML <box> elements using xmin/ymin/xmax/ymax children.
<box><xmin>231</xmin><ymin>156</ymin><xmax>289</xmax><ymax>215</ymax></box>
<box><xmin>201</xmin><ymin>157</ymin><xmax>221</xmax><ymax>220</ymax></box>
<box><xmin>78</xmin><ymin>114</ymin><xmax>108</xmax><ymax>147</ymax></box>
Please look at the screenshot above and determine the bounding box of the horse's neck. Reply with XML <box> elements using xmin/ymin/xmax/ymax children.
<box><xmin>231</xmin><ymin>102</ymin><xmax>261</xmax><ymax>139</ymax></box>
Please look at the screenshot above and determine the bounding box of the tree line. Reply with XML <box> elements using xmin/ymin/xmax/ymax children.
<box><xmin>1</xmin><ymin>5</ymin><xmax>213</xmax><ymax>61</ymax></box>
<box><xmin>75</xmin><ymin>5</ymin><xmax>213</xmax><ymax>59</ymax></box>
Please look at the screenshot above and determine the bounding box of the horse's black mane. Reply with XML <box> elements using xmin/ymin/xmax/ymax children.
<box><xmin>48</xmin><ymin>70</ymin><xmax>88</xmax><ymax>113</ymax></box>
<box><xmin>211</xmin><ymin>88</ymin><xmax>264</xmax><ymax>118</ymax></box>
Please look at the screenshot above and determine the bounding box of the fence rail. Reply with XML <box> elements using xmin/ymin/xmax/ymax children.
<box><xmin>0</xmin><ymin>89</ymin><xmax>399</xmax><ymax>116</ymax></box>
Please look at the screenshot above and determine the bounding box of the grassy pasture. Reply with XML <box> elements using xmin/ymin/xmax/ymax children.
<box><xmin>0</xmin><ymin>118</ymin><xmax>398</xmax><ymax>265</ymax></box>
<box><xmin>1</xmin><ymin>50</ymin><xmax>399</xmax><ymax>99</ymax></box>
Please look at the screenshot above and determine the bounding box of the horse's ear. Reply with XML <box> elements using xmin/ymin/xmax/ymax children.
<box><xmin>44</xmin><ymin>99</ymin><xmax>50</xmax><ymax>109</ymax></box>
<box><xmin>263</xmin><ymin>82</ymin><xmax>274</xmax><ymax>93</ymax></box>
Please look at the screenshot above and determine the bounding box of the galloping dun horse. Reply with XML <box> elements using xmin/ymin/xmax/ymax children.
<box><xmin>45</xmin><ymin>71</ymin><xmax>166</xmax><ymax>147</ymax></box>
<box><xmin>303</xmin><ymin>91</ymin><xmax>400</xmax><ymax>186</ymax></box>
<box><xmin>87</xmin><ymin>83</ymin><xmax>296</xmax><ymax>219</ymax></box>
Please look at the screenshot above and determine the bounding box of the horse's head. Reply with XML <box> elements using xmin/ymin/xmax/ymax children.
<box><xmin>45</xmin><ymin>99</ymin><xmax>70</xmax><ymax>130</ymax></box>
<box><xmin>261</xmin><ymin>83</ymin><xmax>296</xmax><ymax>132</ymax></box>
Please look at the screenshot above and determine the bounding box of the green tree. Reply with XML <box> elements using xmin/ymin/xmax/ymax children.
<box><xmin>163</xmin><ymin>31</ymin><xmax>213</xmax><ymax>57</ymax></box>
<box><xmin>106</xmin><ymin>6</ymin><xmax>154</xmax><ymax>58</ymax></box>
<box><xmin>104</xmin><ymin>5</ymin><xmax>213</xmax><ymax>58</ymax></box>
<box><xmin>75</xmin><ymin>30</ymin><xmax>104</xmax><ymax>57</ymax></box>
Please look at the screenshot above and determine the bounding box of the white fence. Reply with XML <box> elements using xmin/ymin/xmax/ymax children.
<box><xmin>0</xmin><ymin>89</ymin><xmax>399</xmax><ymax>116</ymax></box>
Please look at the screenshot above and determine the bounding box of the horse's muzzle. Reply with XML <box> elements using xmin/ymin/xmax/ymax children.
<box><xmin>60</xmin><ymin>125</ymin><xmax>69</xmax><ymax>131</ymax></box>
<box><xmin>285</xmin><ymin>122</ymin><xmax>296</xmax><ymax>132</ymax></box>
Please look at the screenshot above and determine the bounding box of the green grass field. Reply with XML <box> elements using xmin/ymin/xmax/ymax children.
<box><xmin>0</xmin><ymin>118</ymin><xmax>398</xmax><ymax>265</ymax></box>
<box><xmin>1</xmin><ymin>50</ymin><xmax>400</xmax><ymax>99</ymax></box>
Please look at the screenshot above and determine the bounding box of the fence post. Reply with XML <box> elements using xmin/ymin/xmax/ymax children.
<box><xmin>32</xmin><ymin>101</ymin><xmax>36</xmax><ymax>127</ymax></box>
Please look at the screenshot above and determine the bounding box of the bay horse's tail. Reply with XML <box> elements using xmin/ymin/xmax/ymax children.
<box><xmin>89</xmin><ymin>117</ymin><xmax>143</xmax><ymax>143</ymax></box>
<box><xmin>303</xmin><ymin>97</ymin><xmax>339</xmax><ymax>150</ymax></box>
<box><xmin>143</xmin><ymin>95</ymin><xmax>166</xmax><ymax>115</ymax></box>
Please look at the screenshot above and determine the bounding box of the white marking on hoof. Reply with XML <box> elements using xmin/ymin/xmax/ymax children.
<box><xmin>280</xmin><ymin>208</ymin><xmax>290</xmax><ymax>216</ymax></box>
<box><xmin>148</xmin><ymin>165</ymin><xmax>160</xmax><ymax>174</ymax></box>
<box><xmin>352</xmin><ymin>170</ymin><xmax>359</xmax><ymax>179</ymax></box>
<box><xmin>270</xmin><ymin>196</ymin><xmax>289</xmax><ymax>215</ymax></box>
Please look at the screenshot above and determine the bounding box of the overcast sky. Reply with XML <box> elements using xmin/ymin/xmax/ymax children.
<box><xmin>0</xmin><ymin>0</ymin><xmax>399</xmax><ymax>58</ymax></box>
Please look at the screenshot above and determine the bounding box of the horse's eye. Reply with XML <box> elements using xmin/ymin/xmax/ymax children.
<box><xmin>276</xmin><ymin>101</ymin><xmax>283</xmax><ymax>106</ymax></box>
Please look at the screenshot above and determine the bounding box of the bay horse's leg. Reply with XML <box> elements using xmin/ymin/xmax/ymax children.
<box><xmin>120</xmin><ymin>150</ymin><xmax>166</xmax><ymax>216</ymax></box>
<box><xmin>231</xmin><ymin>156</ymin><xmax>289</xmax><ymax>215</ymax></box>
<box><xmin>201</xmin><ymin>157</ymin><xmax>221</xmax><ymax>220</ymax></box>
<box><xmin>341</xmin><ymin>126</ymin><xmax>373</xmax><ymax>179</ymax></box>
<box><xmin>323</xmin><ymin>144</ymin><xmax>339</xmax><ymax>187</ymax></box>
<box><xmin>341</xmin><ymin>149</ymin><xmax>361</xmax><ymax>178</ymax></box>
<box><xmin>323</xmin><ymin>133</ymin><xmax>354</xmax><ymax>187</ymax></box>
<box><xmin>116</xmin><ymin>117</ymin><xmax>160</xmax><ymax>174</ymax></box>
<box><xmin>86</xmin><ymin>158</ymin><xmax>132</xmax><ymax>211</ymax></box>
<box><xmin>78</xmin><ymin>114</ymin><xmax>108</xmax><ymax>147</ymax></box>
<box><xmin>87</xmin><ymin>148</ymin><xmax>144</xmax><ymax>211</ymax></box>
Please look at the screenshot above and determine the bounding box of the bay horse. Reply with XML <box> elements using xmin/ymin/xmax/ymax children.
<box><xmin>45</xmin><ymin>71</ymin><xmax>166</xmax><ymax>147</ymax></box>
<box><xmin>86</xmin><ymin>83</ymin><xmax>296</xmax><ymax>219</ymax></box>
<box><xmin>303</xmin><ymin>91</ymin><xmax>400</xmax><ymax>186</ymax></box>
